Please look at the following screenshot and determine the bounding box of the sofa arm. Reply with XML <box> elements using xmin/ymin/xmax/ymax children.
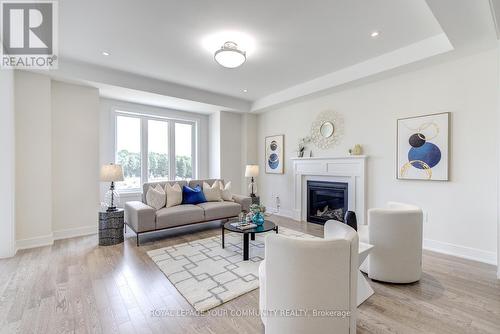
<box><xmin>232</xmin><ymin>194</ymin><xmax>252</xmax><ymax>212</ymax></box>
<box><xmin>124</xmin><ymin>201</ymin><xmax>156</xmax><ymax>233</ymax></box>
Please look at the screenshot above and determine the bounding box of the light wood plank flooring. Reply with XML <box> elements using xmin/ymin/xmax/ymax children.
<box><xmin>1</xmin><ymin>215</ymin><xmax>499</xmax><ymax>334</ymax></box>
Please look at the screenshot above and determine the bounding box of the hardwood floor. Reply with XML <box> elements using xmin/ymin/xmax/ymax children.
<box><xmin>1</xmin><ymin>215</ymin><xmax>499</xmax><ymax>334</ymax></box>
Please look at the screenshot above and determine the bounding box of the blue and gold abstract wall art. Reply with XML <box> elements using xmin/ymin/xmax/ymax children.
<box><xmin>397</xmin><ymin>112</ymin><xmax>449</xmax><ymax>181</ymax></box>
<box><xmin>265</xmin><ymin>135</ymin><xmax>284</xmax><ymax>174</ymax></box>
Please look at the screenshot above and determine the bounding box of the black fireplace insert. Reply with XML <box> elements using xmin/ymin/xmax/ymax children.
<box><xmin>307</xmin><ymin>181</ymin><xmax>348</xmax><ymax>225</ymax></box>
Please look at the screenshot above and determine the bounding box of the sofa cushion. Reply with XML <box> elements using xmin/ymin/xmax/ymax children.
<box><xmin>188</xmin><ymin>179</ymin><xmax>221</xmax><ymax>189</ymax></box>
<box><xmin>155</xmin><ymin>205</ymin><xmax>205</xmax><ymax>229</ymax></box>
<box><xmin>203</xmin><ymin>180</ymin><xmax>222</xmax><ymax>202</ymax></box>
<box><xmin>145</xmin><ymin>184</ymin><xmax>166</xmax><ymax>210</ymax></box>
<box><xmin>196</xmin><ymin>201</ymin><xmax>241</xmax><ymax>221</ymax></box>
<box><xmin>165</xmin><ymin>182</ymin><xmax>182</xmax><ymax>208</ymax></box>
<box><xmin>220</xmin><ymin>181</ymin><xmax>233</xmax><ymax>201</ymax></box>
<box><xmin>182</xmin><ymin>185</ymin><xmax>207</xmax><ymax>205</ymax></box>
<box><xmin>142</xmin><ymin>180</ymin><xmax>187</xmax><ymax>203</ymax></box>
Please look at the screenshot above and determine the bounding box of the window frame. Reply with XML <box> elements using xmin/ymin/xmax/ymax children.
<box><xmin>113</xmin><ymin>109</ymin><xmax>198</xmax><ymax>193</ymax></box>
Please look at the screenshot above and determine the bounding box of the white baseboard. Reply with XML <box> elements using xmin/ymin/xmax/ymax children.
<box><xmin>16</xmin><ymin>233</ymin><xmax>54</xmax><ymax>252</ymax></box>
<box><xmin>423</xmin><ymin>238</ymin><xmax>497</xmax><ymax>265</ymax></box>
<box><xmin>15</xmin><ymin>225</ymin><xmax>98</xmax><ymax>253</ymax></box>
<box><xmin>53</xmin><ymin>225</ymin><xmax>97</xmax><ymax>240</ymax></box>
<box><xmin>266</xmin><ymin>206</ymin><xmax>297</xmax><ymax>220</ymax></box>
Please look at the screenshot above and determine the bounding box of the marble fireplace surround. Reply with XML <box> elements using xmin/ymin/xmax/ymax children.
<box><xmin>291</xmin><ymin>156</ymin><xmax>367</xmax><ymax>226</ymax></box>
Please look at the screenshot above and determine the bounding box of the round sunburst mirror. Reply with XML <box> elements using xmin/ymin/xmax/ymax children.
<box><xmin>320</xmin><ymin>121</ymin><xmax>334</xmax><ymax>138</ymax></box>
<box><xmin>310</xmin><ymin>110</ymin><xmax>344</xmax><ymax>149</ymax></box>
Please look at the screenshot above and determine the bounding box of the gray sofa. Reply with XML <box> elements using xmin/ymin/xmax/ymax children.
<box><xmin>124</xmin><ymin>179</ymin><xmax>252</xmax><ymax>245</ymax></box>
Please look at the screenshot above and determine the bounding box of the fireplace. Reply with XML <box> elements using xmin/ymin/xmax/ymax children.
<box><xmin>307</xmin><ymin>181</ymin><xmax>348</xmax><ymax>225</ymax></box>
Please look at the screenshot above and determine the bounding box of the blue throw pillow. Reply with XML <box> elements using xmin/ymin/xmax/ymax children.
<box><xmin>182</xmin><ymin>185</ymin><xmax>207</xmax><ymax>205</ymax></box>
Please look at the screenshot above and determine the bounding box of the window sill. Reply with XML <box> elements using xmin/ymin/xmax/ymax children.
<box><xmin>117</xmin><ymin>190</ymin><xmax>142</xmax><ymax>196</ymax></box>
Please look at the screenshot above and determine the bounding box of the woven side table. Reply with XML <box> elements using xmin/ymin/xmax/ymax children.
<box><xmin>99</xmin><ymin>209</ymin><xmax>124</xmax><ymax>246</ymax></box>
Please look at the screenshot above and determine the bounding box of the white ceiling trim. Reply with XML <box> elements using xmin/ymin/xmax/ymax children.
<box><xmin>251</xmin><ymin>33</ymin><xmax>453</xmax><ymax>112</ymax></box>
<box><xmin>42</xmin><ymin>59</ymin><xmax>252</xmax><ymax>112</ymax></box>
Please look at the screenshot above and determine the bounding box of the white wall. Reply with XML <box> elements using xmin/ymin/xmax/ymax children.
<box><xmin>14</xmin><ymin>71</ymin><xmax>53</xmax><ymax>247</ymax></box>
<box><xmin>220</xmin><ymin>111</ymin><xmax>243</xmax><ymax>192</ymax></box>
<box><xmin>497</xmin><ymin>43</ymin><xmax>500</xmax><ymax>278</ymax></box>
<box><xmin>99</xmin><ymin>98</ymin><xmax>210</xmax><ymax>202</ymax></box>
<box><xmin>0</xmin><ymin>70</ymin><xmax>16</xmax><ymax>258</ymax></box>
<box><xmin>14</xmin><ymin>72</ymin><xmax>101</xmax><ymax>250</ymax></box>
<box><xmin>241</xmin><ymin>113</ymin><xmax>258</xmax><ymax>195</ymax></box>
<box><xmin>257</xmin><ymin>49</ymin><xmax>498</xmax><ymax>264</ymax></box>
<box><xmin>209</xmin><ymin>111</ymin><xmax>221</xmax><ymax>178</ymax></box>
<box><xmin>52</xmin><ymin>81</ymin><xmax>100</xmax><ymax>238</ymax></box>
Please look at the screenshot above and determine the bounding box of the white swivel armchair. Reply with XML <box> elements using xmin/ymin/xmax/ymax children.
<box><xmin>259</xmin><ymin>221</ymin><xmax>358</xmax><ymax>334</ymax></box>
<box><xmin>358</xmin><ymin>201</ymin><xmax>423</xmax><ymax>283</ymax></box>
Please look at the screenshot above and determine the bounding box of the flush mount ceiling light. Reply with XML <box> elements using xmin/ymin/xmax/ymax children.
<box><xmin>214</xmin><ymin>41</ymin><xmax>246</xmax><ymax>68</ymax></box>
<box><xmin>370</xmin><ymin>31</ymin><xmax>380</xmax><ymax>38</ymax></box>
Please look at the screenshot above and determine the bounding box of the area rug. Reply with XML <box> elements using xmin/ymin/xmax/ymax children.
<box><xmin>147</xmin><ymin>226</ymin><xmax>317</xmax><ymax>312</ymax></box>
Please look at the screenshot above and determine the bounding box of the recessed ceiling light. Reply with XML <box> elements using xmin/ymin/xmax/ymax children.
<box><xmin>102</xmin><ymin>51</ymin><xmax>110</xmax><ymax>56</ymax></box>
<box><xmin>242</xmin><ymin>89</ymin><xmax>248</xmax><ymax>93</ymax></box>
<box><xmin>370</xmin><ymin>31</ymin><xmax>380</xmax><ymax>38</ymax></box>
<box><xmin>214</xmin><ymin>41</ymin><xmax>246</xmax><ymax>68</ymax></box>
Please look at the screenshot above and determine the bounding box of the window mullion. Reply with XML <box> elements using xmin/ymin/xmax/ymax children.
<box><xmin>141</xmin><ymin>118</ymin><xmax>148</xmax><ymax>185</ymax></box>
<box><xmin>192</xmin><ymin>123</ymin><xmax>197</xmax><ymax>179</ymax></box>
<box><xmin>169</xmin><ymin>121</ymin><xmax>176</xmax><ymax>180</ymax></box>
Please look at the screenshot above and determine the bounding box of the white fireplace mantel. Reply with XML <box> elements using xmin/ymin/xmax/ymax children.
<box><xmin>291</xmin><ymin>156</ymin><xmax>367</xmax><ymax>226</ymax></box>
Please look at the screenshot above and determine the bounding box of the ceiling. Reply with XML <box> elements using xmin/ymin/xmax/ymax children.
<box><xmin>54</xmin><ymin>0</ymin><xmax>497</xmax><ymax>113</ymax></box>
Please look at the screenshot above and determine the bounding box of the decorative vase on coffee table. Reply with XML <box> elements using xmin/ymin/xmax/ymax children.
<box><xmin>252</xmin><ymin>212</ymin><xmax>265</xmax><ymax>226</ymax></box>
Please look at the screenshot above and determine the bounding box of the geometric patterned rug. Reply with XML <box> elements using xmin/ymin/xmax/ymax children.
<box><xmin>147</xmin><ymin>226</ymin><xmax>317</xmax><ymax>312</ymax></box>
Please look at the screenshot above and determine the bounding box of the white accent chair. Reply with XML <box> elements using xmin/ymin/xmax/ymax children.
<box><xmin>259</xmin><ymin>221</ymin><xmax>358</xmax><ymax>334</ymax></box>
<box><xmin>358</xmin><ymin>201</ymin><xmax>423</xmax><ymax>283</ymax></box>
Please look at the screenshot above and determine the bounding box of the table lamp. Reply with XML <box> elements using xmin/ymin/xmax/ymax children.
<box><xmin>100</xmin><ymin>163</ymin><xmax>124</xmax><ymax>212</ymax></box>
<box><xmin>245</xmin><ymin>165</ymin><xmax>259</xmax><ymax>197</ymax></box>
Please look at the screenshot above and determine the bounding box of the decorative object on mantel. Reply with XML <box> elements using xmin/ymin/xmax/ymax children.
<box><xmin>265</xmin><ymin>135</ymin><xmax>284</xmax><ymax>174</ymax></box>
<box><xmin>100</xmin><ymin>163</ymin><xmax>124</xmax><ymax>212</ymax></box>
<box><xmin>397</xmin><ymin>112</ymin><xmax>449</xmax><ymax>181</ymax></box>
<box><xmin>245</xmin><ymin>165</ymin><xmax>259</xmax><ymax>197</ymax></box>
<box><xmin>349</xmin><ymin>144</ymin><xmax>363</xmax><ymax>155</ymax></box>
<box><xmin>310</xmin><ymin>110</ymin><xmax>344</xmax><ymax>149</ymax></box>
<box><xmin>296</xmin><ymin>136</ymin><xmax>311</xmax><ymax>157</ymax></box>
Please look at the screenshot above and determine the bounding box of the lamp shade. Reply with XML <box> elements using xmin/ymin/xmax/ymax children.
<box><xmin>245</xmin><ymin>165</ymin><xmax>259</xmax><ymax>177</ymax></box>
<box><xmin>100</xmin><ymin>164</ymin><xmax>124</xmax><ymax>182</ymax></box>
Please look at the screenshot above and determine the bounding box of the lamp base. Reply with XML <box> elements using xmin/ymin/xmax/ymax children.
<box><xmin>106</xmin><ymin>206</ymin><xmax>118</xmax><ymax>212</ymax></box>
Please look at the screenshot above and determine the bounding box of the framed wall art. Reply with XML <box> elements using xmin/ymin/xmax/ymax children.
<box><xmin>265</xmin><ymin>135</ymin><xmax>284</xmax><ymax>174</ymax></box>
<box><xmin>397</xmin><ymin>112</ymin><xmax>450</xmax><ymax>181</ymax></box>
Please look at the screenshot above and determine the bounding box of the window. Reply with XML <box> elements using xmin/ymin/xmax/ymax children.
<box><xmin>148</xmin><ymin>120</ymin><xmax>169</xmax><ymax>181</ymax></box>
<box><xmin>175</xmin><ymin>123</ymin><xmax>193</xmax><ymax>180</ymax></box>
<box><xmin>114</xmin><ymin>112</ymin><xmax>197</xmax><ymax>191</ymax></box>
<box><xmin>116</xmin><ymin>116</ymin><xmax>141</xmax><ymax>190</ymax></box>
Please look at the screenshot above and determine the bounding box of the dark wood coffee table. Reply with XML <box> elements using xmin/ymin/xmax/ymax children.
<box><xmin>222</xmin><ymin>220</ymin><xmax>278</xmax><ymax>261</ymax></box>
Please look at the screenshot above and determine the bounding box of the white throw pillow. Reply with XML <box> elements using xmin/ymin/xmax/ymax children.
<box><xmin>146</xmin><ymin>184</ymin><xmax>166</xmax><ymax>210</ymax></box>
<box><xmin>165</xmin><ymin>183</ymin><xmax>183</xmax><ymax>208</ymax></box>
<box><xmin>220</xmin><ymin>181</ymin><xmax>233</xmax><ymax>201</ymax></box>
<box><xmin>203</xmin><ymin>181</ymin><xmax>222</xmax><ymax>202</ymax></box>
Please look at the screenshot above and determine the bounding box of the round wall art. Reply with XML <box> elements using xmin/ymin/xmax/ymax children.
<box><xmin>310</xmin><ymin>110</ymin><xmax>344</xmax><ymax>149</ymax></box>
